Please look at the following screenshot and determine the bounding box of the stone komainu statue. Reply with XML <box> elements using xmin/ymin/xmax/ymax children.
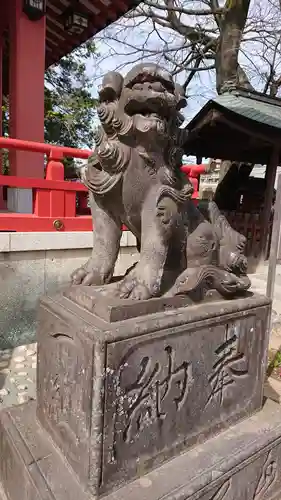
<box><xmin>71</xmin><ymin>63</ymin><xmax>250</xmax><ymax>301</ymax></box>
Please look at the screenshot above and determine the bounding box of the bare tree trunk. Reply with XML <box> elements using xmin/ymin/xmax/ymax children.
<box><xmin>216</xmin><ymin>0</ymin><xmax>253</xmax><ymax>93</ymax></box>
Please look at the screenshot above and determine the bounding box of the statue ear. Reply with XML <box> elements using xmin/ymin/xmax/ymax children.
<box><xmin>99</xmin><ymin>71</ymin><xmax>124</xmax><ymax>102</ymax></box>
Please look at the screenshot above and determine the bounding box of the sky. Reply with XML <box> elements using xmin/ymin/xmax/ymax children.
<box><xmin>86</xmin><ymin>40</ymin><xmax>216</xmax><ymax>125</ymax></box>
<box><xmin>82</xmin><ymin>0</ymin><xmax>281</xmax><ymax>163</ymax></box>
<box><xmin>85</xmin><ymin>46</ymin><xmax>213</xmax><ymax>163</ymax></box>
<box><xmin>84</xmin><ymin>0</ymin><xmax>281</xmax><ymax>123</ymax></box>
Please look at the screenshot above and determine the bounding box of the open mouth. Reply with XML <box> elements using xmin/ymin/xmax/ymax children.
<box><xmin>124</xmin><ymin>63</ymin><xmax>175</xmax><ymax>91</ymax></box>
<box><xmin>123</xmin><ymin>87</ymin><xmax>176</xmax><ymax>120</ymax></box>
<box><xmin>123</xmin><ymin>66</ymin><xmax>178</xmax><ymax>120</ymax></box>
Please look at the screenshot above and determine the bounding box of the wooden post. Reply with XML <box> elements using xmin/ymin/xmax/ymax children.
<box><xmin>267</xmin><ymin>173</ymin><xmax>281</xmax><ymax>300</ymax></box>
<box><xmin>219</xmin><ymin>159</ymin><xmax>232</xmax><ymax>182</ymax></box>
<box><xmin>261</xmin><ymin>147</ymin><xmax>279</xmax><ymax>260</ymax></box>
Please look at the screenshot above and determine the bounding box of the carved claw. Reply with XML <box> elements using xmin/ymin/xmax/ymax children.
<box><xmin>71</xmin><ymin>268</ymin><xmax>97</xmax><ymax>286</ymax></box>
<box><xmin>113</xmin><ymin>268</ymin><xmax>156</xmax><ymax>300</ymax></box>
<box><xmin>119</xmin><ymin>282</ymin><xmax>151</xmax><ymax>300</ymax></box>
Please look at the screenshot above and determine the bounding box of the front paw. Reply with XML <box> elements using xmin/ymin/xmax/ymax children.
<box><xmin>122</xmin><ymin>282</ymin><xmax>152</xmax><ymax>300</ymax></box>
<box><xmin>71</xmin><ymin>263</ymin><xmax>107</xmax><ymax>286</ymax></box>
<box><xmin>71</xmin><ymin>267</ymin><xmax>97</xmax><ymax>285</ymax></box>
<box><xmin>71</xmin><ymin>267</ymin><xmax>87</xmax><ymax>285</ymax></box>
<box><xmin>115</xmin><ymin>269</ymin><xmax>158</xmax><ymax>300</ymax></box>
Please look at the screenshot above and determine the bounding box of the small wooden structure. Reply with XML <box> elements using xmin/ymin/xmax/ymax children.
<box><xmin>183</xmin><ymin>88</ymin><xmax>281</xmax><ymax>261</ymax></box>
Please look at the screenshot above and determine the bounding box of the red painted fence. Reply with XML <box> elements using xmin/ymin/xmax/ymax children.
<box><xmin>0</xmin><ymin>137</ymin><xmax>92</xmax><ymax>231</ymax></box>
<box><xmin>0</xmin><ymin>137</ymin><xmax>206</xmax><ymax>232</ymax></box>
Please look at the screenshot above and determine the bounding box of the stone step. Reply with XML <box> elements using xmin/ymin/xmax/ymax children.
<box><xmin>265</xmin><ymin>377</ymin><xmax>281</xmax><ymax>405</ymax></box>
<box><xmin>2</xmin><ymin>399</ymin><xmax>281</xmax><ymax>499</ymax></box>
<box><xmin>0</xmin><ymin>402</ymin><xmax>91</xmax><ymax>500</ymax></box>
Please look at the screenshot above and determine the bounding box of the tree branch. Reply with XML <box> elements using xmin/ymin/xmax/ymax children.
<box><xmin>142</xmin><ymin>0</ymin><xmax>223</xmax><ymax>16</ymax></box>
<box><xmin>96</xmin><ymin>0</ymin><xmax>280</xmax><ymax>101</ymax></box>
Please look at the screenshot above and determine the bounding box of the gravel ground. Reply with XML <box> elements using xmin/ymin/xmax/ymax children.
<box><xmin>0</xmin><ymin>343</ymin><xmax>37</xmax><ymax>409</ymax></box>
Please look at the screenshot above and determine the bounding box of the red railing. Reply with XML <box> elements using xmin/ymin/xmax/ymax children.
<box><xmin>0</xmin><ymin>137</ymin><xmax>207</xmax><ymax>232</ymax></box>
<box><xmin>0</xmin><ymin>137</ymin><xmax>93</xmax><ymax>231</ymax></box>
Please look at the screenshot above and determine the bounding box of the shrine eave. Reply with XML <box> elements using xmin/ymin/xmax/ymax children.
<box><xmin>183</xmin><ymin>88</ymin><xmax>281</xmax><ymax>165</ymax></box>
<box><xmin>2</xmin><ymin>0</ymin><xmax>141</xmax><ymax>68</ymax></box>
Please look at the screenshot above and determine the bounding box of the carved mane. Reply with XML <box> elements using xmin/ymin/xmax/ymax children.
<box><xmin>83</xmin><ymin>66</ymin><xmax>189</xmax><ymax>195</ymax></box>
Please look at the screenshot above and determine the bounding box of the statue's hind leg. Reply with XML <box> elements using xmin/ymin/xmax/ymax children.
<box><xmin>71</xmin><ymin>192</ymin><xmax>122</xmax><ymax>286</ymax></box>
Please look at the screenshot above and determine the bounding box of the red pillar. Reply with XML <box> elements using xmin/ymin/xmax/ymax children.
<box><xmin>9</xmin><ymin>0</ymin><xmax>46</xmax><ymax>179</ymax></box>
<box><xmin>0</xmin><ymin>32</ymin><xmax>2</xmax><ymax>172</ymax></box>
<box><xmin>0</xmin><ymin>13</ymin><xmax>5</xmax><ymax>209</ymax></box>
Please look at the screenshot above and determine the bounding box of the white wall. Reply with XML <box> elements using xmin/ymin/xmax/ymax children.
<box><xmin>0</xmin><ymin>232</ymin><xmax>138</xmax><ymax>349</ymax></box>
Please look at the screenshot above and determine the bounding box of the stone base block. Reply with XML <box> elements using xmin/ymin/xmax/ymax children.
<box><xmin>1</xmin><ymin>400</ymin><xmax>281</xmax><ymax>500</ymax></box>
<box><xmin>36</xmin><ymin>290</ymin><xmax>270</xmax><ymax>495</ymax></box>
<box><xmin>0</xmin><ymin>402</ymin><xmax>91</xmax><ymax>500</ymax></box>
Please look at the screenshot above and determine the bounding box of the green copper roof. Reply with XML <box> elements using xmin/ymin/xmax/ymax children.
<box><xmin>212</xmin><ymin>90</ymin><xmax>281</xmax><ymax>130</ymax></box>
<box><xmin>184</xmin><ymin>89</ymin><xmax>281</xmax><ymax>162</ymax></box>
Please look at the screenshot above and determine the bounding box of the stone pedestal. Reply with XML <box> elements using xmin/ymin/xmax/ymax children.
<box><xmin>2</xmin><ymin>399</ymin><xmax>281</xmax><ymax>500</ymax></box>
<box><xmin>1</xmin><ymin>287</ymin><xmax>281</xmax><ymax>500</ymax></box>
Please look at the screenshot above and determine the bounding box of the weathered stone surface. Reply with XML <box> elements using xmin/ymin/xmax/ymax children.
<box><xmin>105</xmin><ymin>398</ymin><xmax>281</xmax><ymax>500</ymax></box>
<box><xmin>0</xmin><ymin>483</ymin><xmax>7</xmax><ymax>500</ymax></box>
<box><xmin>0</xmin><ymin>402</ymin><xmax>91</xmax><ymax>500</ymax></box>
<box><xmin>36</xmin><ymin>290</ymin><xmax>270</xmax><ymax>495</ymax></box>
<box><xmin>1</xmin><ymin>399</ymin><xmax>281</xmax><ymax>500</ymax></box>
<box><xmin>65</xmin><ymin>283</ymin><xmax>194</xmax><ymax>321</ymax></box>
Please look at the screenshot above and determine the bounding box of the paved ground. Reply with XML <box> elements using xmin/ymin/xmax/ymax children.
<box><xmin>1</xmin><ymin>264</ymin><xmax>281</xmax><ymax>410</ymax></box>
<box><xmin>250</xmin><ymin>263</ymin><xmax>281</xmax><ymax>316</ymax></box>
